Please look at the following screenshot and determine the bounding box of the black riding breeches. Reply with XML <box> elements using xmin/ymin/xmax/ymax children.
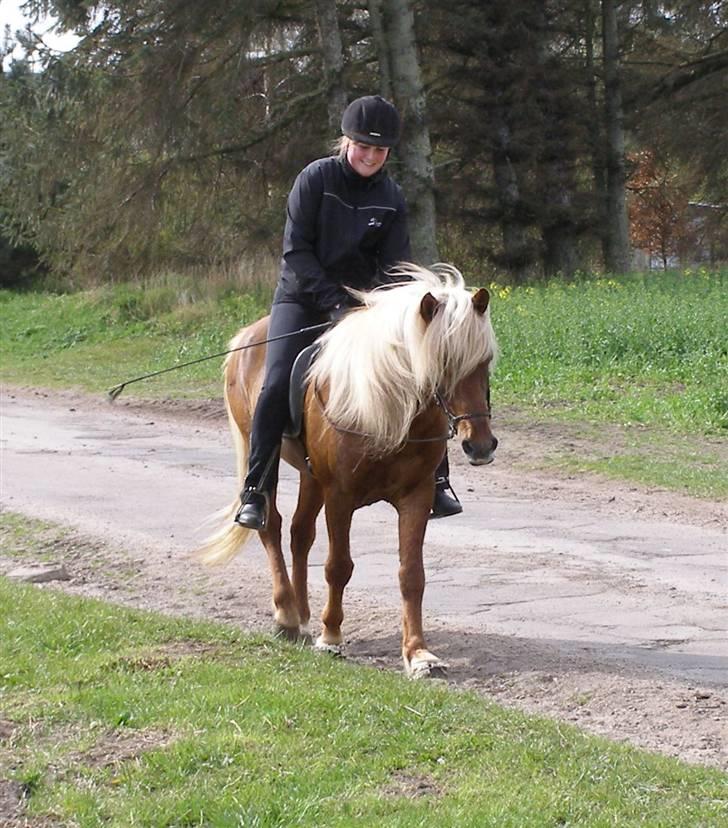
<box><xmin>242</xmin><ymin>299</ymin><xmax>451</xmax><ymax>496</ymax></box>
<box><xmin>244</xmin><ymin>300</ymin><xmax>326</xmax><ymax>494</ymax></box>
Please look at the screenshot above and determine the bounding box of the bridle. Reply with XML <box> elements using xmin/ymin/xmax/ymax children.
<box><xmin>434</xmin><ymin>389</ymin><xmax>492</xmax><ymax>440</ymax></box>
<box><xmin>313</xmin><ymin>383</ymin><xmax>492</xmax><ymax>444</ymax></box>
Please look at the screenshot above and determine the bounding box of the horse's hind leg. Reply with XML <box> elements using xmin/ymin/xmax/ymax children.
<box><xmin>259</xmin><ymin>488</ymin><xmax>300</xmax><ymax>639</ymax></box>
<box><xmin>290</xmin><ymin>474</ymin><xmax>324</xmax><ymax>639</ymax></box>
<box><xmin>316</xmin><ymin>496</ymin><xmax>354</xmax><ymax>655</ymax></box>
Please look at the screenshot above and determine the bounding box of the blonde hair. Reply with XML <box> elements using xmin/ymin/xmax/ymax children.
<box><xmin>332</xmin><ymin>135</ymin><xmax>351</xmax><ymax>158</ymax></box>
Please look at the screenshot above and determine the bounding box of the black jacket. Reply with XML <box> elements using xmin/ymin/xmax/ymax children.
<box><xmin>275</xmin><ymin>155</ymin><xmax>412</xmax><ymax>312</ymax></box>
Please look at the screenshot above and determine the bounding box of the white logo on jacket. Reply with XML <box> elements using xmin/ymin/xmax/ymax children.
<box><xmin>367</xmin><ymin>217</ymin><xmax>383</xmax><ymax>228</ymax></box>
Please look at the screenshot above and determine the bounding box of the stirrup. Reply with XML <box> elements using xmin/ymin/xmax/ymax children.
<box><xmin>430</xmin><ymin>478</ymin><xmax>463</xmax><ymax>519</ymax></box>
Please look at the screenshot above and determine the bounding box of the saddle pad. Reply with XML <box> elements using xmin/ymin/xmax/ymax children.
<box><xmin>284</xmin><ymin>343</ymin><xmax>320</xmax><ymax>439</ymax></box>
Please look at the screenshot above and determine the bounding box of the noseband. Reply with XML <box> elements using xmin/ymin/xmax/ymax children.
<box><xmin>434</xmin><ymin>390</ymin><xmax>492</xmax><ymax>440</ymax></box>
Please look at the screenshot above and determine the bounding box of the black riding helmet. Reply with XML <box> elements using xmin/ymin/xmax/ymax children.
<box><xmin>341</xmin><ymin>95</ymin><xmax>401</xmax><ymax>147</ymax></box>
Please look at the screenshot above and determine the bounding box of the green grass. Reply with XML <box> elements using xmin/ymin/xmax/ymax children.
<box><xmin>557</xmin><ymin>441</ymin><xmax>728</xmax><ymax>499</ymax></box>
<box><xmin>2</xmin><ymin>573</ymin><xmax>726</xmax><ymax>827</ymax></box>
<box><xmin>489</xmin><ymin>269</ymin><xmax>728</xmax><ymax>435</ymax></box>
<box><xmin>0</xmin><ymin>276</ymin><xmax>272</xmax><ymax>398</ymax></box>
<box><xmin>1</xmin><ymin>268</ymin><xmax>726</xmax><ymax>496</ymax></box>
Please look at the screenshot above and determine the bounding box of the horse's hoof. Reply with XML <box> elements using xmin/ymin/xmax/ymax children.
<box><xmin>408</xmin><ymin>662</ymin><xmax>448</xmax><ymax>680</ymax></box>
<box><xmin>405</xmin><ymin>651</ymin><xmax>448</xmax><ymax>680</ymax></box>
<box><xmin>314</xmin><ymin>635</ymin><xmax>344</xmax><ymax>658</ymax></box>
<box><xmin>274</xmin><ymin>624</ymin><xmax>301</xmax><ymax>642</ymax></box>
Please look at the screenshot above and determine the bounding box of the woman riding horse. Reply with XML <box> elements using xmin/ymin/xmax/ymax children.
<box><xmin>201</xmin><ymin>264</ymin><xmax>498</xmax><ymax>676</ymax></box>
<box><xmin>235</xmin><ymin>95</ymin><xmax>462</xmax><ymax>531</ymax></box>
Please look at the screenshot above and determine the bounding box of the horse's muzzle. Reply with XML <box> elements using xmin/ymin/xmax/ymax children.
<box><xmin>462</xmin><ymin>436</ymin><xmax>498</xmax><ymax>466</ymax></box>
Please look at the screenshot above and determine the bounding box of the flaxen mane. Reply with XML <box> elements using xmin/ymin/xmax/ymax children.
<box><xmin>307</xmin><ymin>263</ymin><xmax>498</xmax><ymax>453</ymax></box>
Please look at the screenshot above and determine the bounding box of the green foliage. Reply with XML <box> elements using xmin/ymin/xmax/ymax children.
<box><xmin>0</xmin><ymin>213</ymin><xmax>46</xmax><ymax>288</ymax></box>
<box><xmin>0</xmin><ymin>2</ymin><xmax>328</xmax><ymax>281</ymax></box>
<box><xmin>490</xmin><ymin>269</ymin><xmax>728</xmax><ymax>434</ymax></box>
<box><xmin>1</xmin><ymin>0</ymin><xmax>724</xmax><ymax>284</ymax></box>
<box><xmin>0</xmin><ymin>271</ymin><xmax>273</xmax><ymax>397</ymax></box>
<box><xmin>1</xmin><ymin>567</ymin><xmax>726</xmax><ymax>826</ymax></box>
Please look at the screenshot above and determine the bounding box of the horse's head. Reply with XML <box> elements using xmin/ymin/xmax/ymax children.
<box><xmin>447</xmin><ymin>358</ymin><xmax>498</xmax><ymax>465</ymax></box>
<box><xmin>423</xmin><ymin>286</ymin><xmax>498</xmax><ymax>466</ymax></box>
<box><xmin>311</xmin><ymin>265</ymin><xmax>499</xmax><ymax>457</ymax></box>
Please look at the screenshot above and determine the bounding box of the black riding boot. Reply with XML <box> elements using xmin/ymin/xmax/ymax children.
<box><xmin>234</xmin><ymin>440</ymin><xmax>281</xmax><ymax>531</ymax></box>
<box><xmin>430</xmin><ymin>453</ymin><xmax>462</xmax><ymax>519</ymax></box>
<box><xmin>234</xmin><ymin>488</ymin><xmax>269</xmax><ymax>530</ymax></box>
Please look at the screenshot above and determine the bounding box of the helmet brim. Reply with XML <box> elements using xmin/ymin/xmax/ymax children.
<box><xmin>343</xmin><ymin>129</ymin><xmax>398</xmax><ymax>148</ymax></box>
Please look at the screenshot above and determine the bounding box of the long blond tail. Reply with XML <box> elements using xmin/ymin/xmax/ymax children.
<box><xmin>196</xmin><ymin>371</ymin><xmax>256</xmax><ymax>565</ymax></box>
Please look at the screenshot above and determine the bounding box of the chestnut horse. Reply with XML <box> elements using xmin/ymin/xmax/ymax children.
<box><xmin>199</xmin><ymin>264</ymin><xmax>498</xmax><ymax>678</ymax></box>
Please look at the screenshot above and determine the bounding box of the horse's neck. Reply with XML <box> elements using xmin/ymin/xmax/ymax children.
<box><xmin>407</xmin><ymin>396</ymin><xmax>446</xmax><ymax>439</ymax></box>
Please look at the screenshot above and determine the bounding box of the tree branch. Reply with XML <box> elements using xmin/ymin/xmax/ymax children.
<box><xmin>646</xmin><ymin>48</ymin><xmax>728</xmax><ymax>104</ymax></box>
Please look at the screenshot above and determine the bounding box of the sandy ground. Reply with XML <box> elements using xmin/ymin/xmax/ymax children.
<box><xmin>1</xmin><ymin>386</ymin><xmax>726</xmax><ymax>770</ymax></box>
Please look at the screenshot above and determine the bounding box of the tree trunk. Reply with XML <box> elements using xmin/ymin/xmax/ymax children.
<box><xmin>530</xmin><ymin>1</ymin><xmax>578</xmax><ymax>279</ymax></box>
<box><xmin>367</xmin><ymin>0</ymin><xmax>394</xmax><ymax>100</ymax></box>
<box><xmin>492</xmin><ymin>119</ymin><xmax>530</xmax><ymax>283</ymax></box>
<box><xmin>378</xmin><ymin>0</ymin><xmax>439</xmax><ymax>264</ymax></box>
<box><xmin>542</xmin><ymin>159</ymin><xmax>579</xmax><ymax>278</ymax></box>
<box><xmin>315</xmin><ymin>0</ymin><xmax>348</xmax><ymax>139</ymax></box>
<box><xmin>585</xmin><ymin>0</ymin><xmax>609</xmax><ymax>265</ymax></box>
<box><xmin>542</xmin><ymin>196</ymin><xmax>579</xmax><ymax>278</ymax></box>
<box><xmin>602</xmin><ymin>0</ymin><xmax>631</xmax><ymax>273</ymax></box>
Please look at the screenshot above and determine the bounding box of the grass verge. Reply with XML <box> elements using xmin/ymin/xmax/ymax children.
<box><xmin>1</xmin><ymin>568</ymin><xmax>726</xmax><ymax>827</ymax></box>
<box><xmin>489</xmin><ymin>269</ymin><xmax>727</xmax><ymax>436</ymax></box>
<box><xmin>0</xmin><ymin>277</ymin><xmax>272</xmax><ymax>399</ymax></box>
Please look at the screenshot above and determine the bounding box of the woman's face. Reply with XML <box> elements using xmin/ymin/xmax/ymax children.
<box><xmin>346</xmin><ymin>141</ymin><xmax>390</xmax><ymax>177</ymax></box>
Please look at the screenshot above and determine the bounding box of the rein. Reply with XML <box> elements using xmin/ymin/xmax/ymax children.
<box><xmin>107</xmin><ymin>321</ymin><xmax>331</xmax><ymax>401</ymax></box>
<box><xmin>313</xmin><ymin>385</ymin><xmax>491</xmax><ymax>444</ymax></box>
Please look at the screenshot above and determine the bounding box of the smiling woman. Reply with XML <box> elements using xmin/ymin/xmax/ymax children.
<box><xmin>1</xmin><ymin>0</ymin><xmax>80</xmax><ymax>69</ymax></box>
<box><xmin>346</xmin><ymin>141</ymin><xmax>390</xmax><ymax>178</ymax></box>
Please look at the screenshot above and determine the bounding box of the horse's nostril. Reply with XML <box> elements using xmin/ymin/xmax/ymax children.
<box><xmin>462</xmin><ymin>439</ymin><xmax>473</xmax><ymax>455</ymax></box>
<box><xmin>492</xmin><ymin>436</ymin><xmax>498</xmax><ymax>451</ymax></box>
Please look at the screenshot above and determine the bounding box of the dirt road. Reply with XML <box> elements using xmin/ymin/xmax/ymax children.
<box><xmin>2</xmin><ymin>387</ymin><xmax>726</xmax><ymax>769</ymax></box>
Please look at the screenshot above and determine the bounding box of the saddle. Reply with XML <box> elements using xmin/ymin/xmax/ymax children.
<box><xmin>283</xmin><ymin>343</ymin><xmax>320</xmax><ymax>439</ymax></box>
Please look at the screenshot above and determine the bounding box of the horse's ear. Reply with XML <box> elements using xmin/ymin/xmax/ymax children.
<box><xmin>472</xmin><ymin>288</ymin><xmax>490</xmax><ymax>315</ymax></box>
<box><xmin>420</xmin><ymin>292</ymin><xmax>441</xmax><ymax>324</ymax></box>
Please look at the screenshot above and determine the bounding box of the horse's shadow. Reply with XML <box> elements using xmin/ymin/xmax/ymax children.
<box><xmin>340</xmin><ymin>627</ymin><xmax>726</xmax><ymax>688</ymax></box>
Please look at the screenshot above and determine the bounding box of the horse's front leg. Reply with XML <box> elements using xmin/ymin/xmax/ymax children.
<box><xmin>397</xmin><ymin>483</ymin><xmax>448</xmax><ymax>679</ymax></box>
<box><xmin>316</xmin><ymin>495</ymin><xmax>355</xmax><ymax>656</ymax></box>
<box><xmin>290</xmin><ymin>474</ymin><xmax>325</xmax><ymax>639</ymax></box>
<box><xmin>259</xmin><ymin>489</ymin><xmax>300</xmax><ymax>639</ymax></box>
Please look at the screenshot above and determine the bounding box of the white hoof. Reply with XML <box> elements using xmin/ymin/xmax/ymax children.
<box><xmin>314</xmin><ymin>636</ymin><xmax>344</xmax><ymax>657</ymax></box>
<box><xmin>405</xmin><ymin>650</ymin><xmax>448</xmax><ymax>680</ymax></box>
